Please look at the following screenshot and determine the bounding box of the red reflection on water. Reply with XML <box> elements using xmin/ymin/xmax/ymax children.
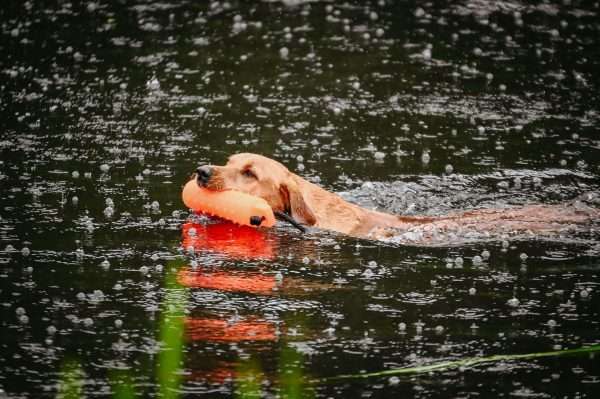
<box><xmin>178</xmin><ymin>269</ymin><xmax>277</xmax><ymax>295</ymax></box>
<box><xmin>182</xmin><ymin>221</ymin><xmax>274</xmax><ymax>260</ymax></box>
<box><xmin>185</xmin><ymin>317</ymin><xmax>277</xmax><ymax>342</ymax></box>
<box><xmin>188</xmin><ymin>362</ymin><xmax>237</xmax><ymax>384</ymax></box>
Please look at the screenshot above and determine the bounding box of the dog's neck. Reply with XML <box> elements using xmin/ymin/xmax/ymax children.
<box><xmin>292</xmin><ymin>174</ymin><xmax>405</xmax><ymax>237</ymax></box>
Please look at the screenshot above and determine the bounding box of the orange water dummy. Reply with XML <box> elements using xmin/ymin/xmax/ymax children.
<box><xmin>182</xmin><ymin>180</ymin><xmax>276</xmax><ymax>228</ymax></box>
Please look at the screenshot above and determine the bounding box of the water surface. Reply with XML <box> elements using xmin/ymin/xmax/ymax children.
<box><xmin>1</xmin><ymin>1</ymin><xmax>599</xmax><ymax>397</ymax></box>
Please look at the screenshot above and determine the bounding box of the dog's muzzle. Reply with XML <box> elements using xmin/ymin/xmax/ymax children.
<box><xmin>196</xmin><ymin>165</ymin><xmax>212</xmax><ymax>187</ymax></box>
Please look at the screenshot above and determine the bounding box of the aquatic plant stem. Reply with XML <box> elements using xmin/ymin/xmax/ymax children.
<box><xmin>157</xmin><ymin>260</ymin><xmax>187</xmax><ymax>399</ymax></box>
<box><xmin>321</xmin><ymin>344</ymin><xmax>600</xmax><ymax>382</ymax></box>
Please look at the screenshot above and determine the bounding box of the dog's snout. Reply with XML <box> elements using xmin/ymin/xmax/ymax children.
<box><xmin>196</xmin><ymin>165</ymin><xmax>212</xmax><ymax>186</ymax></box>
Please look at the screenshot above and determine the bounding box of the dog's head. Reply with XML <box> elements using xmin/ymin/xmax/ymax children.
<box><xmin>195</xmin><ymin>153</ymin><xmax>316</xmax><ymax>225</ymax></box>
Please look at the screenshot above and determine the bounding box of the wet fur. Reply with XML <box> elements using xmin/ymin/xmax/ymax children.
<box><xmin>202</xmin><ymin>153</ymin><xmax>598</xmax><ymax>241</ymax></box>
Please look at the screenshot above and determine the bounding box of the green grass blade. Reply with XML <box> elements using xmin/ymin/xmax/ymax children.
<box><xmin>322</xmin><ymin>344</ymin><xmax>600</xmax><ymax>382</ymax></box>
<box><xmin>157</xmin><ymin>260</ymin><xmax>187</xmax><ymax>399</ymax></box>
<box><xmin>279</xmin><ymin>347</ymin><xmax>312</xmax><ymax>399</ymax></box>
<box><xmin>109</xmin><ymin>370</ymin><xmax>137</xmax><ymax>399</ymax></box>
<box><xmin>235</xmin><ymin>358</ymin><xmax>264</xmax><ymax>399</ymax></box>
<box><xmin>56</xmin><ymin>360</ymin><xmax>83</xmax><ymax>399</ymax></box>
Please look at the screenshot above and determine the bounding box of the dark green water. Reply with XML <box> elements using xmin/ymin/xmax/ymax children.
<box><xmin>1</xmin><ymin>0</ymin><xmax>600</xmax><ymax>397</ymax></box>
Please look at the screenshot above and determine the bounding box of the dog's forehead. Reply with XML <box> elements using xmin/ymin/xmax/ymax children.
<box><xmin>227</xmin><ymin>153</ymin><xmax>287</xmax><ymax>170</ymax></box>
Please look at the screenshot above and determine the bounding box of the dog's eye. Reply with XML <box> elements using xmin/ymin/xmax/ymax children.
<box><xmin>242</xmin><ymin>169</ymin><xmax>257</xmax><ymax>179</ymax></box>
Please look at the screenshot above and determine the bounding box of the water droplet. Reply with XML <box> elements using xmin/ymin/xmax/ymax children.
<box><xmin>140</xmin><ymin>266</ymin><xmax>149</xmax><ymax>274</ymax></box>
<box><xmin>398</xmin><ymin>322</ymin><xmax>406</xmax><ymax>331</ymax></box>
<box><xmin>114</xmin><ymin>319</ymin><xmax>123</xmax><ymax>328</ymax></box>
<box><xmin>83</xmin><ymin>317</ymin><xmax>94</xmax><ymax>327</ymax></box>
<box><xmin>47</xmin><ymin>325</ymin><xmax>57</xmax><ymax>335</ymax></box>
<box><xmin>374</xmin><ymin>151</ymin><xmax>386</xmax><ymax>160</ymax></box>
<box><xmin>100</xmin><ymin>260</ymin><xmax>110</xmax><ymax>269</ymax></box>
<box><xmin>421</xmin><ymin>151</ymin><xmax>430</xmax><ymax>164</ymax></box>
<box><xmin>71</xmin><ymin>171</ymin><xmax>80</xmax><ymax>179</ymax></box>
<box><xmin>507</xmin><ymin>297</ymin><xmax>520</xmax><ymax>307</ymax></box>
<box><xmin>21</xmin><ymin>247</ymin><xmax>30</xmax><ymax>257</ymax></box>
<box><xmin>147</xmin><ymin>77</ymin><xmax>160</xmax><ymax>90</ymax></box>
<box><xmin>469</xmin><ymin>287</ymin><xmax>477</xmax><ymax>295</ymax></box>
<box><xmin>104</xmin><ymin>206</ymin><xmax>114</xmax><ymax>218</ymax></box>
<box><xmin>100</xmin><ymin>164</ymin><xmax>110</xmax><ymax>173</ymax></box>
<box><xmin>76</xmin><ymin>292</ymin><xmax>86</xmax><ymax>301</ymax></box>
<box><xmin>279</xmin><ymin>47</ymin><xmax>289</xmax><ymax>58</ymax></box>
<box><xmin>547</xmin><ymin>319</ymin><xmax>557</xmax><ymax>328</ymax></box>
<box><xmin>422</xmin><ymin>47</ymin><xmax>432</xmax><ymax>60</ymax></box>
<box><xmin>472</xmin><ymin>255</ymin><xmax>482</xmax><ymax>266</ymax></box>
<box><xmin>15</xmin><ymin>307</ymin><xmax>26</xmax><ymax>316</ymax></box>
<box><xmin>481</xmin><ymin>250</ymin><xmax>490</xmax><ymax>260</ymax></box>
<box><xmin>519</xmin><ymin>253</ymin><xmax>528</xmax><ymax>261</ymax></box>
<box><xmin>444</xmin><ymin>164</ymin><xmax>453</xmax><ymax>174</ymax></box>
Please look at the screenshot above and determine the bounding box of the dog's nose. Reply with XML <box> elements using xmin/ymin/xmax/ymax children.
<box><xmin>196</xmin><ymin>165</ymin><xmax>212</xmax><ymax>187</ymax></box>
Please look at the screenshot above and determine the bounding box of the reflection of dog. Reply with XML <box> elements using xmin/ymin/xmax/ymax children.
<box><xmin>195</xmin><ymin>153</ymin><xmax>598</xmax><ymax>241</ymax></box>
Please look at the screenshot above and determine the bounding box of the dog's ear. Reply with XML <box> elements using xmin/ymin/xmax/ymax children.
<box><xmin>279</xmin><ymin>179</ymin><xmax>317</xmax><ymax>226</ymax></box>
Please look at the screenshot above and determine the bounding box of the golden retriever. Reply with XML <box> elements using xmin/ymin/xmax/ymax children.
<box><xmin>195</xmin><ymin>153</ymin><xmax>597</xmax><ymax>242</ymax></box>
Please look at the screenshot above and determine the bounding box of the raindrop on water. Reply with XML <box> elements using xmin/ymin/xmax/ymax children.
<box><xmin>104</xmin><ymin>206</ymin><xmax>114</xmax><ymax>218</ymax></box>
<box><xmin>421</xmin><ymin>151</ymin><xmax>430</xmax><ymax>164</ymax></box>
<box><xmin>507</xmin><ymin>297</ymin><xmax>520</xmax><ymax>307</ymax></box>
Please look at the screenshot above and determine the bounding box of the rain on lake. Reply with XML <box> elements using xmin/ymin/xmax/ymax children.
<box><xmin>1</xmin><ymin>1</ymin><xmax>600</xmax><ymax>398</ymax></box>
